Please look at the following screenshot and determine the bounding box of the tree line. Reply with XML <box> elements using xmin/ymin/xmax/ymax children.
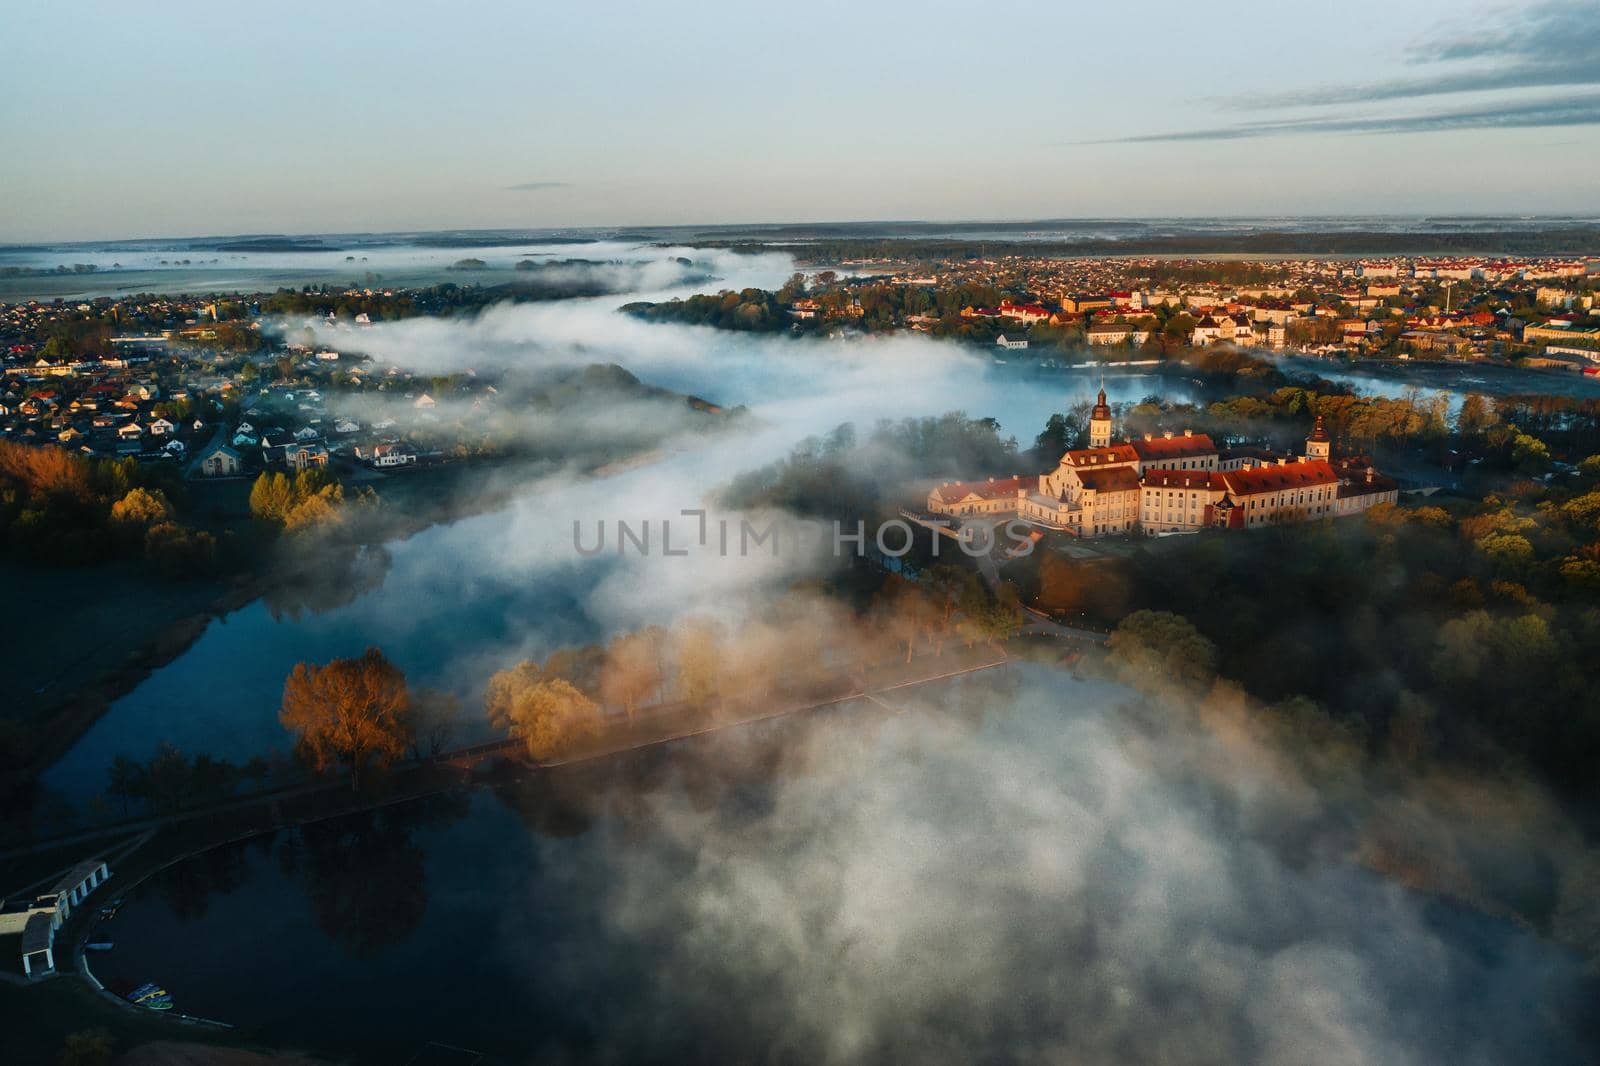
<box><xmin>0</xmin><ymin>440</ymin><xmax>217</xmax><ymax>573</ymax></box>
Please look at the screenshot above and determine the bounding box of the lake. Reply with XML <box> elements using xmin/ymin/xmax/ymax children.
<box><xmin>82</xmin><ymin>663</ymin><xmax>1596</xmax><ymax>1065</ymax></box>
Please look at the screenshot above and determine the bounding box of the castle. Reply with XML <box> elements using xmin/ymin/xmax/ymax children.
<box><xmin>927</xmin><ymin>388</ymin><xmax>1398</xmax><ymax>537</ymax></box>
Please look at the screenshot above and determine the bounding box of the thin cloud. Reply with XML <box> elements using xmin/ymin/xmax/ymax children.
<box><xmin>1087</xmin><ymin>93</ymin><xmax>1600</xmax><ymax>144</ymax></box>
<box><xmin>1227</xmin><ymin>0</ymin><xmax>1600</xmax><ymax>110</ymax></box>
<box><xmin>505</xmin><ymin>181</ymin><xmax>572</xmax><ymax>191</ymax></box>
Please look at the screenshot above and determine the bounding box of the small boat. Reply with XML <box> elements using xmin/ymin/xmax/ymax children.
<box><xmin>85</xmin><ymin>941</ymin><xmax>115</xmax><ymax>951</ymax></box>
<box><xmin>130</xmin><ymin>985</ymin><xmax>168</xmax><ymax>1004</ymax></box>
<box><xmin>126</xmin><ymin>982</ymin><xmax>159</xmax><ymax>1001</ymax></box>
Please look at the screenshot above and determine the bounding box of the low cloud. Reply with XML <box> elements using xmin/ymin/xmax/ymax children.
<box><xmin>495</xmin><ymin>664</ymin><xmax>1600</xmax><ymax>1064</ymax></box>
<box><xmin>1089</xmin><ymin>94</ymin><xmax>1600</xmax><ymax>144</ymax></box>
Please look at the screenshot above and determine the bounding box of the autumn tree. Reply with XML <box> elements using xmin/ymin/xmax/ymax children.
<box><xmin>1455</xmin><ymin>392</ymin><xmax>1496</xmax><ymax>438</ymax></box>
<box><xmin>599</xmin><ymin>627</ymin><xmax>668</xmax><ymax>719</ymax></box>
<box><xmin>249</xmin><ymin>471</ymin><xmax>296</xmax><ymax>522</ymax></box>
<box><xmin>673</xmin><ymin>617</ymin><xmax>726</xmax><ymax>706</ymax></box>
<box><xmin>109</xmin><ymin>486</ymin><xmax>173</xmax><ymax>527</ymax></box>
<box><xmin>487</xmin><ymin>670</ymin><xmax>600</xmax><ymax>760</ymax></box>
<box><xmin>281</xmin><ymin>647</ymin><xmax>412</xmax><ymax>789</ymax></box>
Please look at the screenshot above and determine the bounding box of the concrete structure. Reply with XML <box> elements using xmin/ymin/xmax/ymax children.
<box><xmin>5</xmin><ymin>858</ymin><xmax>111</xmax><ymax>976</ymax></box>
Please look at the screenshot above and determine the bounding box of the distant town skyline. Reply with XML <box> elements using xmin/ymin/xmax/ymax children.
<box><xmin>4</xmin><ymin>0</ymin><xmax>1598</xmax><ymax>243</ymax></box>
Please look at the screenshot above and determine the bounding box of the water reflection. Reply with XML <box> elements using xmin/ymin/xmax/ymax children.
<box><xmin>261</xmin><ymin>543</ymin><xmax>394</xmax><ymax>622</ymax></box>
<box><xmin>92</xmin><ymin>670</ymin><xmax>1598</xmax><ymax>1065</ymax></box>
<box><xmin>277</xmin><ymin>794</ymin><xmax>467</xmax><ymax>958</ymax></box>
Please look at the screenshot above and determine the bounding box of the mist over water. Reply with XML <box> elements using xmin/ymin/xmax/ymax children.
<box><xmin>40</xmin><ymin>248</ymin><xmax>1184</xmax><ymax>791</ymax></box>
<box><xmin>44</xmin><ymin>240</ymin><xmax>1583</xmax><ymax>793</ymax></box>
<box><xmin>43</xmin><ymin>242</ymin><xmax>1600</xmax><ymax>1063</ymax></box>
<box><xmin>90</xmin><ymin>665</ymin><xmax>1597</xmax><ymax>1064</ymax></box>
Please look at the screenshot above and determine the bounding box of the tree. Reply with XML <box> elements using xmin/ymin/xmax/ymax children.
<box><xmin>673</xmin><ymin>617</ymin><xmax>725</xmax><ymax>705</ymax></box>
<box><xmin>599</xmin><ymin>628</ymin><xmax>668</xmax><ymax>719</ymax></box>
<box><xmin>401</xmin><ymin>688</ymin><xmax>462</xmax><ymax>758</ymax></box>
<box><xmin>106</xmin><ymin>755</ymin><xmax>144</xmax><ymax>816</ymax></box>
<box><xmin>109</xmin><ymin>487</ymin><xmax>173</xmax><ymax>527</ymax></box>
<box><xmin>249</xmin><ymin>471</ymin><xmax>295</xmax><ymax>522</ymax></box>
<box><xmin>970</xmin><ymin>583</ymin><xmax>1022</xmax><ymax>647</ymax></box>
<box><xmin>143</xmin><ymin>521</ymin><xmax>217</xmax><ymax>577</ymax></box>
<box><xmin>280</xmin><ymin>648</ymin><xmax>412</xmax><ymax>789</ymax></box>
<box><xmin>487</xmin><ymin>673</ymin><xmax>600</xmax><ymax>760</ymax></box>
<box><xmin>1455</xmin><ymin>393</ymin><xmax>1496</xmax><ymax>438</ymax></box>
<box><xmin>1107</xmin><ymin>610</ymin><xmax>1218</xmax><ymax>692</ymax></box>
<box><xmin>1510</xmin><ymin>432</ymin><xmax>1552</xmax><ymax>476</ymax></box>
<box><xmin>873</xmin><ymin>574</ymin><xmax>937</xmax><ymax>663</ymax></box>
<box><xmin>283</xmin><ymin>489</ymin><xmax>343</xmax><ymax>531</ymax></box>
<box><xmin>1034</xmin><ymin>412</ymin><xmax>1084</xmax><ymax>461</ymax></box>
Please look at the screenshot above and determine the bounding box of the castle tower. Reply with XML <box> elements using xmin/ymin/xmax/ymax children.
<box><xmin>1089</xmin><ymin>382</ymin><xmax>1113</xmax><ymax>449</ymax></box>
<box><xmin>1305</xmin><ymin>415</ymin><xmax>1331</xmax><ymax>462</ymax></box>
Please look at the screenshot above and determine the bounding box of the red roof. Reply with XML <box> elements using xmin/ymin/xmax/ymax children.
<box><xmin>1130</xmin><ymin>433</ymin><xmax>1217</xmax><ymax>461</ymax></box>
<box><xmin>1142</xmin><ymin>469</ymin><xmax>1225</xmax><ymax>490</ymax></box>
<box><xmin>1064</xmin><ymin>444</ymin><xmax>1139</xmax><ymax>467</ymax></box>
<box><xmin>1076</xmin><ymin>467</ymin><xmax>1141</xmax><ymax>493</ymax></box>
<box><xmin>933</xmin><ymin>475</ymin><xmax>1030</xmax><ymax>503</ymax></box>
<box><xmin>1219</xmin><ymin>460</ymin><xmax>1337</xmax><ymax>496</ymax></box>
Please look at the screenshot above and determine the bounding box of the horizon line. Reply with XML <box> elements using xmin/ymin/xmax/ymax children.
<box><xmin>5</xmin><ymin>211</ymin><xmax>1600</xmax><ymax>249</ymax></box>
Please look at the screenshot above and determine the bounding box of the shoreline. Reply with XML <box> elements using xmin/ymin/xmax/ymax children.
<box><xmin>8</xmin><ymin>430</ymin><xmax>722</xmax><ymax>815</ymax></box>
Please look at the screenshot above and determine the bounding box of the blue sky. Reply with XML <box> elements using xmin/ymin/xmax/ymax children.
<box><xmin>3</xmin><ymin>0</ymin><xmax>1597</xmax><ymax>241</ymax></box>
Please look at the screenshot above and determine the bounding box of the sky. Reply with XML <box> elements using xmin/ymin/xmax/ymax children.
<box><xmin>2</xmin><ymin>0</ymin><xmax>1598</xmax><ymax>242</ymax></box>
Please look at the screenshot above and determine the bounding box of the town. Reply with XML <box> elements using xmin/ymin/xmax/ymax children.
<box><xmin>0</xmin><ymin>291</ymin><xmax>500</xmax><ymax>479</ymax></box>
<box><xmin>666</xmin><ymin>252</ymin><xmax>1600</xmax><ymax>370</ymax></box>
<box><xmin>7</xmin><ymin>253</ymin><xmax>1599</xmax><ymax>476</ymax></box>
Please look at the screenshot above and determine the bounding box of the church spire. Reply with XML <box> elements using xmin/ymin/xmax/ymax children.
<box><xmin>1305</xmin><ymin>414</ymin><xmax>1331</xmax><ymax>462</ymax></box>
<box><xmin>1089</xmin><ymin>377</ymin><xmax>1113</xmax><ymax>448</ymax></box>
